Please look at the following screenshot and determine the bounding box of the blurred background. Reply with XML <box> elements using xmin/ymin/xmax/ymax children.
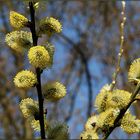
<box><xmin>0</xmin><ymin>0</ymin><xmax>140</xmax><ymax>139</ymax></box>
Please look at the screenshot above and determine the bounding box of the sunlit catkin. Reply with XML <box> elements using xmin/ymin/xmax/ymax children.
<box><xmin>128</xmin><ymin>58</ymin><xmax>140</xmax><ymax>84</ymax></box>
<box><xmin>43</xmin><ymin>82</ymin><xmax>66</xmax><ymax>101</ymax></box>
<box><xmin>5</xmin><ymin>31</ymin><xmax>32</xmax><ymax>52</ymax></box>
<box><xmin>19</xmin><ymin>98</ymin><xmax>39</xmax><ymax>119</ymax></box>
<box><xmin>121</xmin><ymin>112</ymin><xmax>140</xmax><ymax>134</ymax></box>
<box><xmin>10</xmin><ymin>11</ymin><xmax>29</xmax><ymax>29</ymax></box>
<box><xmin>39</xmin><ymin>17</ymin><xmax>62</xmax><ymax>36</ymax></box>
<box><xmin>14</xmin><ymin>70</ymin><xmax>37</xmax><ymax>89</ymax></box>
<box><xmin>28</xmin><ymin>46</ymin><xmax>50</xmax><ymax>69</ymax></box>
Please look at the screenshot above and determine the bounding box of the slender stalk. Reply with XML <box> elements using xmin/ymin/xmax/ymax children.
<box><xmin>102</xmin><ymin>2</ymin><xmax>127</xmax><ymax>139</ymax></box>
<box><xmin>102</xmin><ymin>2</ymin><xmax>140</xmax><ymax>139</ymax></box>
<box><xmin>29</xmin><ymin>2</ymin><xmax>38</xmax><ymax>46</ymax></box>
<box><xmin>103</xmin><ymin>2</ymin><xmax>126</xmax><ymax>139</ymax></box>
<box><xmin>29</xmin><ymin>2</ymin><xmax>45</xmax><ymax>139</ymax></box>
<box><xmin>110</xmin><ymin>1</ymin><xmax>126</xmax><ymax>91</ymax></box>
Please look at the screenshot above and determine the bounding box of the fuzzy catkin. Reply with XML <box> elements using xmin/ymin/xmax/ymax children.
<box><xmin>14</xmin><ymin>70</ymin><xmax>37</xmax><ymax>89</ymax></box>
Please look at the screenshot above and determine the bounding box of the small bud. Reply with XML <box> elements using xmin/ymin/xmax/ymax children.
<box><xmin>121</xmin><ymin>23</ymin><xmax>124</xmax><ymax>28</ymax></box>
<box><xmin>34</xmin><ymin>2</ymin><xmax>39</xmax><ymax>9</ymax></box>
<box><xmin>123</xmin><ymin>17</ymin><xmax>126</xmax><ymax>21</ymax></box>
<box><xmin>121</xmin><ymin>36</ymin><xmax>124</xmax><ymax>40</ymax></box>
<box><xmin>118</xmin><ymin>53</ymin><xmax>121</xmax><ymax>57</ymax></box>
<box><xmin>122</xmin><ymin>1</ymin><xmax>126</xmax><ymax>9</ymax></box>
<box><xmin>121</xmin><ymin>12</ymin><xmax>124</xmax><ymax>15</ymax></box>
<box><xmin>112</xmin><ymin>81</ymin><xmax>116</xmax><ymax>84</ymax></box>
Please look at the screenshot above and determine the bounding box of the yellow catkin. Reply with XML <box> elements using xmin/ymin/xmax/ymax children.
<box><xmin>5</xmin><ymin>31</ymin><xmax>32</xmax><ymax>52</ymax></box>
<box><xmin>43</xmin><ymin>82</ymin><xmax>66</xmax><ymax>101</ymax></box>
<box><xmin>14</xmin><ymin>70</ymin><xmax>37</xmax><ymax>89</ymax></box>
<box><xmin>19</xmin><ymin>98</ymin><xmax>39</xmax><ymax>118</ymax></box>
<box><xmin>121</xmin><ymin>112</ymin><xmax>140</xmax><ymax>134</ymax></box>
<box><xmin>28</xmin><ymin>46</ymin><xmax>50</xmax><ymax>69</ymax></box>
<box><xmin>30</xmin><ymin>118</ymin><xmax>48</xmax><ymax>132</ymax></box>
<box><xmin>107</xmin><ymin>89</ymin><xmax>131</xmax><ymax>110</ymax></box>
<box><xmin>10</xmin><ymin>42</ymin><xmax>24</xmax><ymax>53</ymax></box>
<box><xmin>39</xmin><ymin>17</ymin><xmax>62</xmax><ymax>36</ymax></box>
<box><xmin>45</xmin><ymin>43</ymin><xmax>55</xmax><ymax>68</ymax></box>
<box><xmin>28</xmin><ymin>115</ymin><xmax>49</xmax><ymax>132</ymax></box>
<box><xmin>128</xmin><ymin>58</ymin><xmax>140</xmax><ymax>84</ymax></box>
<box><xmin>96</xmin><ymin>108</ymin><xmax>120</xmax><ymax>128</ymax></box>
<box><xmin>30</xmin><ymin>119</ymin><xmax>40</xmax><ymax>131</ymax></box>
<box><xmin>80</xmin><ymin>130</ymin><xmax>99</xmax><ymax>140</ymax></box>
<box><xmin>85</xmin><ymin>115</ymin><xmax>97</xmax><ymax>130</ymax></box>
<box><xmin>94</xmin><ymin>84</ymin><xmax>112</xmax><ymax>113</ymax></box>
<box><xmin>10</xmin><ymin>11</ymin><xmax>28</xmax><ymax>29</ymax></box>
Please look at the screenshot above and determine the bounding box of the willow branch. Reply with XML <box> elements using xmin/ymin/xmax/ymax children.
<box><xmin>29</xmin><ymin>2</ymin><xmax>45</xmax><ymax>139</ymax></box>
<box><xmin>102</xmin><ymin>2</ymin><xmax>140</xmax><ymax>139</ymax></box>
<box><xmin>110</xmin><ymin>1</ymin><xmax>126</xmax><ymax>91</ymax></box>
<box><xmin>103</xmin><ymin>83</ymin><xmax>140</xmax><ymax>139</ymax></box>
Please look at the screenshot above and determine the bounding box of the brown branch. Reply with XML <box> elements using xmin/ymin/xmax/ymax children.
<box><xmin>132</xmin><ymin>96</ymin><xmax>140</xmax><ymax>102</ymax></box>
<box><xmin>65</xmin><ymin>68</ymin><xmax>84</xmax><ymax>122</ymax></box>
<box><xmin>59</xmin><ymin>33</ymin><xmax>93</xmax><ymax>117</ymax></box>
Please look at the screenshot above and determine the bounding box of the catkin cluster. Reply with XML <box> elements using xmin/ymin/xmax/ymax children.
<box><xmin>5</xmin><ymin>3</ymin><xmax>68</xmax><ymax>139</ymax></box>
<box><xmin>80</xmin><ymin>59</ymin><xmax>140</xmax><ymax>139</ymax></box>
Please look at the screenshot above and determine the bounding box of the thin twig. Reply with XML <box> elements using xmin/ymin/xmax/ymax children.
<box><xmin>29</xmin><ymin>2</ymin><xmax>45</xmax><ymax>139</ymax></box>
<box><xmin>102</xmin><ymin>1</ymin><xmax>140</xmax><ymax>139</ymax></box>
<box><xmin>110</xmin><ymin>1</ymin><xmax>126</xmax><ymax>91</ymax></box>
<box><xmin>133</xmin><ymin>98</ymin><xmax>140</xmax><ymax>102</ymax></box>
